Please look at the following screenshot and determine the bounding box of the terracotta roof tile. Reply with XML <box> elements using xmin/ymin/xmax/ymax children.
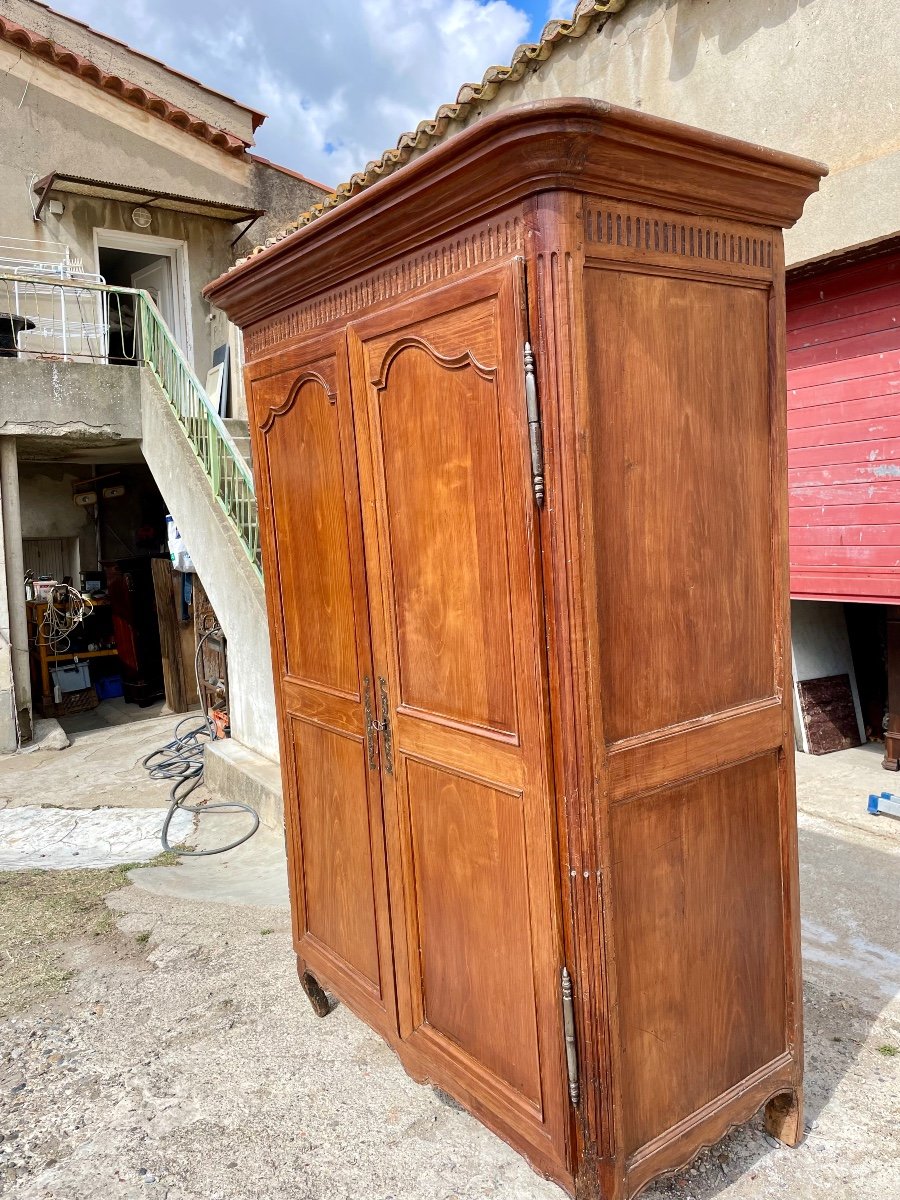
<box><xmin>0</xmin><ymin>14</ymin><xmax>250</xmax><ymax>156</ymax></box>
<box><xmin>233</xmin><ymin>0</ymin><xmax>629</xmax><ymax>268</ymax></box>
<box><xmin>26</xmin><ymin>0</ymin><xmax>266</xmax><ymax>128</ymax></box>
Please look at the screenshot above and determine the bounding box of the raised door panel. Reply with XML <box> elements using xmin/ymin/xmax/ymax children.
<box><xmin>247</xmin><ymin>344</ymin><xmax>395</xmax><ymax>1032</ymax></box>
<box><xmin>347</xmin><ymin>265</ymin><xmax>571</xmax><ymax>1186</ymax></box>
<box><xmin>374</xmin><ymin>343</ymin><xmax>517</xmax><ymax>734</ymax></box>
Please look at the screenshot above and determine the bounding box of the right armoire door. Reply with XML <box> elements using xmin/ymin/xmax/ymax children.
<box><xmin>346</xmin><ymin>262</ymin><xmax>573</xmax><ymax>1184</ymax></box>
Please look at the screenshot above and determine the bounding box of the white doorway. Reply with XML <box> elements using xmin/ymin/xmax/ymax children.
<box><xmin>94</xmin><ymin>229</ymin><xmax>192</xmax><ymax>363</ymax></box>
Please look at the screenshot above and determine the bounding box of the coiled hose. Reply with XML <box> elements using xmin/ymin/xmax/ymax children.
<box><xmin>142</xmin><ymin>623</ymin><xmax>260</xmax><ymax>856</ymax></box>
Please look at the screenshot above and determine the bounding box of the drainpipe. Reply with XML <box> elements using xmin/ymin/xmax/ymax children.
<box><xmin>0</xmin><ymin>436</ymin><xmax>32</xmax><ymax>743</ymax></box>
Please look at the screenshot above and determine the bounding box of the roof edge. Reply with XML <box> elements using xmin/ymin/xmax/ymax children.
<box><xmin>27</xmin><ymin>0</ymin><xmax>266</xmax><ymax>126</ymax></box>
<box><xmin>248</xmin><ymin>154</ymin><xmax>332</xmax><ymax>195</ymax></box>
<box><xmin>236</xmin><ymin>0</ymin><xmax>630</xmax><ymax>261</ymax></box>
<box><xmin>0</xmin><ymin>13</ymin><xmax>250</xmax><ymax>156</ymax></box>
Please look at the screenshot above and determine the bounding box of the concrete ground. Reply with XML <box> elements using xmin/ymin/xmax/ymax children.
<box><xmin>0</xmin><ymin>726</ymin><xmax>898</xmax><ymax>1199</ymax></box>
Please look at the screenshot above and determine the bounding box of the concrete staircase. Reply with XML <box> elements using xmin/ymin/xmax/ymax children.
<box><xmin>223</xmin><ymin>418</ymin><xmax>253</xmax><ymax>474</ymax></box>
<box><xmin>139</xmin><ymin>368</ymin><xmax>278</xmax><ymax>766</ymax></box>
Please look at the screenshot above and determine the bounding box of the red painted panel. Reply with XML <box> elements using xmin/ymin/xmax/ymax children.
<box><xmin>788</xmin><ymin>415</ymin><xmax>900</xmax><ymax>450</ymax></box>
<box><xmin>788</xmin><ymin>393</ymin><xmax>898</xmax><ymax>430</ymax></box>
<box><xmin>788</xmin><ymin>247</ymin><xmax>900</xmax><ymax>601</ymax></box>
<box><xmin>788</xmin><ymin>461</ymin><xmax>900</xmax><ymax>489</ymax></box>
<box><xmin>789</xmin><ymin>373</ymin><xmax>900</xmax><ymax>410</ymax></box>
<box><xmin>790</xmin><ymin>524</ymin><xmax>900</xmax><ymax>547</ymax></box>
<box><xmin>788</xmin><ymin>281</ymin><xmax>900</xmax><ymax>332</ymax></box>
<box><xmin>787</xmin><ymin>326</ymin><xmax>900</xmax><ymax>371</ymax></box>
<box><xmin>787</xmin><ymin>301</ymin><xmax>900</xmax><ymax>349</ymax></box>
<box><xmin>790</xmin><ymin>437</ymin><xmax>900</xmax><ymax>470</ymax></box>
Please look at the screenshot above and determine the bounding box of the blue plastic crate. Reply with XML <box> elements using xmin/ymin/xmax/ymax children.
<box><xmin>95</xmin><ymin>674</ymin><xmax>124</xmax><ymax>701</ymax></box>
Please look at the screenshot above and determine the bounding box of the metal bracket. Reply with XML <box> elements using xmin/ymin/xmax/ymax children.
<box><xmin>561</xmin><ymin>966</ymin><xmax>580</xmax><ymax>1106</ymax></box>
<box><xmin>363</xmin><ymin>675</ymin><xmax>378</xmax><ymax>770</ymax></box>
<box><xmin>523</xmin><ymin>342</ymin><xmax>545</xmax><ymax>508</ymax></box>
<box><xmin>378</xmin><ymin>677</ymin><xmax>394</xmax><ymax>775</ymax></box>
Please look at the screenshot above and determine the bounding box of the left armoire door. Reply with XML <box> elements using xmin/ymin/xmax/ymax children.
<box><xmin>247</xmin><ymin>331</ymin><xmax>398</xmax><ymax>1038</ymax></box>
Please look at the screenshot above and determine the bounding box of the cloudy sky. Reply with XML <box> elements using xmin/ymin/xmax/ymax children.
<box><xmin>61</xmin><ymin>0</ymin><xmax>576</xmax><ymax>188</ymax></box>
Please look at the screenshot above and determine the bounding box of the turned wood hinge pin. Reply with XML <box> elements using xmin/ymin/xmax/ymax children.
<box><xmin>523</xmin><ymin>341</ymin><xmax>545</xmax><ymax>508</ymax></box>
<box><xmin>561</xmin><ymin>966</ymin><xmax>580</xmax><ymax>1106</ymax></box>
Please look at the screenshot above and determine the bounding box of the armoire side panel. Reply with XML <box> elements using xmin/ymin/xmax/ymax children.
<box><xmin>579</xmin><ymin>246</ymin><xmax>799</xmax><ymax>1186</ymax></box>
<box><xmin>585</xmin><ymin>268</ymin><xmax>775</xmax><ymax>742</ymax></box>
<box><xmin>609</xmin><ymin>754</ymin><xmax>787</xmax><ymax>1155</ymax></box>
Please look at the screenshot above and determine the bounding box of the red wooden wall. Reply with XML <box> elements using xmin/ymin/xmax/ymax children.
<box><xmin>787</xmin><ymin>247</ymin><xmax>900</xmax><ymax>603</ymax></box>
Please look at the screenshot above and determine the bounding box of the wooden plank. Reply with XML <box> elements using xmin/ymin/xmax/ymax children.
<box><xmin>786</xmin><ymin>325</ymin><xmax>900</xmax><ymax>370</ymax></box>
<box><xmin>790</xmin><ymin>545</ymin><xmax>900</xmax><ymax>568</ymax></box>
<box><xmin>790</xmin><ymin>436</ymin><xmax>900</xmax><ymax>469</ymax></box>
<box><xmin>787</xmin><ymin>253</ymin><xmax>900</xmax><ymax>309</ymax></box>
<box><xmin>150</xmin><ymin>556</ymin><xmax>188</xmax><ymax>713</ymax></box>
<box><xmin>789</xmin><ymin>373</ymin><xmax>900</xmax><ymax>409</ymax></box>
<box><xmin>788</xmin><ymin>481</ymin><xmax>900</xmax><ymax>506</ymax></box>
<box><xmin>787</xmin><ymin>300</ymin><xmax>900</xmax><ymax>348</ymax></box>
<box><xmin>789</xmin><ymin>461</ymin><xmax>900</xmax><ymax>489</ymax></box>
<box><xmin>788</xmin><ymin>391</ymin><xmax>899</xmax><ymax>429</ymax></box>
<box><xmin>789</xmin><ymin>502</ymin><xmax>900</xmax><ymax>527</ymax></box>
<box><xmin>790</xmin><ymin>522</ymin><xmax>900</xmax><ymax>546</ymax></box>
<box><xmin>787</xmin><ymin>348</ymin><xmax>899</xmax><ymax>391</ymax></box>
<box><xmin>788</xmin><ymin>414</ymin><xmax>900</xmax><ymax>450</ymax></box>
<box><xmin>788</xmin><ymin>279</ymin><xmax>900</xmax><ymax>332</ymax></box>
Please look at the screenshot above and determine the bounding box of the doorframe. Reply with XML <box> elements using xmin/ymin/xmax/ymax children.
<box><xmin>93</xmin><ymin>228</ymin><xmax>194</xmax><ymax>364</ymax></box>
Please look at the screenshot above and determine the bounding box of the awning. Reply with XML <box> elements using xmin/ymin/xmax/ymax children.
<box><xmin>33</xmin><ymin>173</ymin><xmax>263</xmax><ymax>241</ymax></box>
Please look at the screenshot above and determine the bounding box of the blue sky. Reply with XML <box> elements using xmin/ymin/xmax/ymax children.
<box><xmin>58</xmin><ymin>0</ymin><xmax>576</xmax><ymax>187</ymax></box>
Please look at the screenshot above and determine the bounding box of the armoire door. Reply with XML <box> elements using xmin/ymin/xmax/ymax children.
<box><xmin>346</xmin><ymin>263</ymin><xmax>572</xmax><ymax>1184</ymax></box>
<box><xmin>247</xmin><ymin>332</ymin><xmax>397</xmax><ymax>1037</ymax></box>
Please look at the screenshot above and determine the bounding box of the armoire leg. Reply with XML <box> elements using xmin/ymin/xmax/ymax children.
<box><xmin>764</xmin><ymin>1087</ymin><xmax>804</xmax><ymax>1146</ymax></box>
<box><xmin>297</xmin><ymin>961</ymin><xmax>332</xmax><ymax>1018</ymax></box>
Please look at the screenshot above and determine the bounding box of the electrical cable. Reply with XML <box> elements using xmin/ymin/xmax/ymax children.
<box><xmin>35</xmin><ymin>584</ymin><xmax>94</xmax><ymax>654</ymax></box>
<box><xmin>142</xmin><ymin>622</ymin><xmax>259</xmax><ymax>856</ymax></box>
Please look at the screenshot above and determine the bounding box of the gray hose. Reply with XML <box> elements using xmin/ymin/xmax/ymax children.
<box><xmin>142</xmin><ymin>624</ymin><xmax>259</xmax><ymax>856</ymax></box>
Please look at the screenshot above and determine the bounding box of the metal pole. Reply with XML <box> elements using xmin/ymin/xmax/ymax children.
<box><xmin>0</xmin><ymin>437</ymin><xmax>32</xmax><ymax>742</ymax></box>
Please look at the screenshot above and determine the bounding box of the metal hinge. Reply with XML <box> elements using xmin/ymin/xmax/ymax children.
<box><xmin>363</xmin><ymin>674</ymin><xmax>394</xmax><ymax>775</ymax></box>
<box><xmin>523</xmin><ymin>341</ymin><xmax>545</xmax><ymax>508</ymax></box>
<box><xmin>561</xmin><ymin>967</ymin><xmax>580</xmax><ymax>1106</ymax></box>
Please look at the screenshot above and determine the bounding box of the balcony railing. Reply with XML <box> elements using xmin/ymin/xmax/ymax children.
<box><xmin>0</xmin><ymin>273</ymin><xmax>261</xmax><ymax>577</ymax></box>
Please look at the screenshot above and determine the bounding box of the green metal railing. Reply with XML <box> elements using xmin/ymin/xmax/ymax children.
<box><xmin>0</xmin><ymin>273</ymin><xmax>261</xmax><ymax>577</ymax></box>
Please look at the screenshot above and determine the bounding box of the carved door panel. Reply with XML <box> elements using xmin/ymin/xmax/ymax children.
<box><xmin>346</xmin><ymin>265</ymin><xmax>571</xmax><ymax>1182</ymax></box>
<box><xmin>247</xmin><ymin>335</ymin><xmax>396</xmax><ymax>1036</ymax></box>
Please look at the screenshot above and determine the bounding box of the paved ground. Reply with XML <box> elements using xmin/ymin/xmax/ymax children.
<box><xmin>0</xmin><ymin>724</ymin><xmax>898</xmax><ymax>1199</ymax></box>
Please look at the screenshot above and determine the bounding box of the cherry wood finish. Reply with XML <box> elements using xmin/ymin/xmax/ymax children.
<box><xmin>206</xmin><ymin>100</ymin><xmax>824</xmax><ymax>1200</ymax></box>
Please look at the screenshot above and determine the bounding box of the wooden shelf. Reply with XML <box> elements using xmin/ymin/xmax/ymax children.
<box><xmin>46</xmin><ymin>649</ymin><xmax>118</xmax><ymax>663</ymax></box>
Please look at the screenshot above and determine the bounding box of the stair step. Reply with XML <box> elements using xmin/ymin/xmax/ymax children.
<box><xmin>231</xmin><ymin>436</ymin><xmax>253</xmax><ymax>468</ymax></box>
<box><xmin>223</xmin><ymin>417</ymin><xmax>250</xmax><ymax>438</ymax></box>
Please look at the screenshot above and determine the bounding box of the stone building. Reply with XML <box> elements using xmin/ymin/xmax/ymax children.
<box><xmin>0</xmin><ymin>0</ymin><xmax>328</xmax><ymax>789</ymax></box>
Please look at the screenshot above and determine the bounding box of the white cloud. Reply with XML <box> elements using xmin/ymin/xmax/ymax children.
<box><xmin>57</xmin><ymin>0</ymin><xmax>532</xmax><ymax>188</ymax></box>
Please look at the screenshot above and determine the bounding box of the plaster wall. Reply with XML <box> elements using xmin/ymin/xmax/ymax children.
<box><xmin>435</xmin><ymin>0</ymin><xmax>900</xmax><ymax>265</ymax></box>
<box><xmin>18</xmin><ymin>461</ymin><xmax>99</xmax><ymax>571</ymax></box>
<box><xmin>0</xmin><ymin>42</ymin><xmax>326</xmax><ymax>376</ymax></box>
<box><xmin>0</xmin><ymin>361</ymin><xmax>142</xmax><ymax>440</ymax></box>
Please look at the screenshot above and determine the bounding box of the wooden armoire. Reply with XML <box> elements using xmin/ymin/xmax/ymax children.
<box><xmin>206</xmin><ymin>100</ymin><xmax>824</xmax><ymax>1199</ymax></box>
